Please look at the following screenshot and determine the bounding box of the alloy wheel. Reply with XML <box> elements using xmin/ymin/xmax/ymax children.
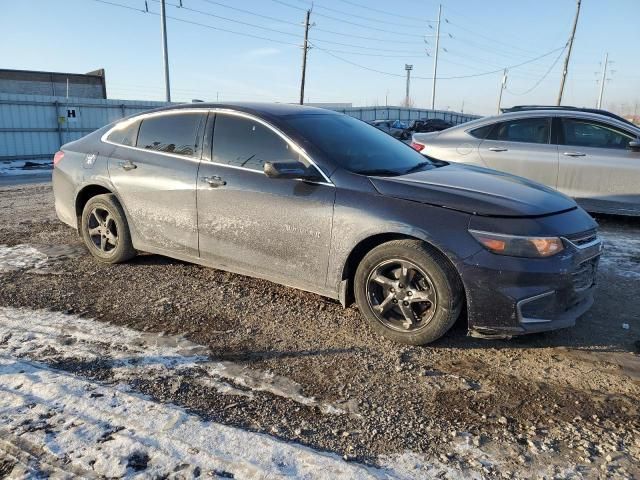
<box><xmin>366</xmin><ymin>259</ymin><xmax>438</xmax><ymax>332</ymax></box>
<box><xmin>87</xmin><ymin>206</ymin><xmax>118</xmax><ymax>254</ymax></box>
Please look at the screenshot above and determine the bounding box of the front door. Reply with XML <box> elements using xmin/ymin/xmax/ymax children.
<box><xmin>108</xmin><ymin>110</ymin><xmax>206</xmax><ymax>256</ymax></box>
<box><xmin>557</xmin><ymin>117</ymin><xmax>640</xmax><ymax>215</ymax></box>
<box><xmin>479</xmin><ymin>116</ymin><xmax>559</xmax><ymax>188</ymax></box>
<box><xmin>196</xmin><ymin>112</ymin><xmax>335</xmax><ymax>291</ymax></box>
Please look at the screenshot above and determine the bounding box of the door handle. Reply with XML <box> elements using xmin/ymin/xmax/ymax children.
<box><xmin>488</xmin><ymin>147</ymin><xmax>508</xmax><ymax>152</ymax></box>
<box><xmin>118</xmin><ymin>160</ymin><xmax>137</xmax><ymax>171</ymax></box>
<box><xmin>202</xmin><ymin>176</ymin><xmax>226</xmax><ymax>188</ymax></box>
<box><xmin>563</xmin><ymin>152</ymin><xmax>586</xmax><ymax>157</ymax></box>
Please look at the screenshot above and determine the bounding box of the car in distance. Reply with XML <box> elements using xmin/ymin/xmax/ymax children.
<box><xmin>409</xmin><ymin>118</ymin><xmax>454</xmax><ymax>133</ymax></box>
<box><xmin>369</xmin><ymin>119</ymin><xmax>410</xmax><ymax>140</ymax></box>
<box><xmin>53</xmin><ymin>103</ymin><xmax>602</xmax><ymax>345</ymax></box>
<box><xmin>411</xmin><ymin>108</ymin><xmax>640</xmax><ymax>216</ymax></box>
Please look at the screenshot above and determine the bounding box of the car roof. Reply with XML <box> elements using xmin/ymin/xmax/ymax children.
<box><xmin>502</xmin><ymin>105</ymin><xmax>635</xmax><ymax>126</ymax></box>
<box><xmin>450</xmin><ymin>109</ymin><xmax>640</xmax><ymax>134</ymax></box>
<box><xmin>144</xmin><ymin>101</ymin><xmax>340</xmax><ymax>118</ymax></box>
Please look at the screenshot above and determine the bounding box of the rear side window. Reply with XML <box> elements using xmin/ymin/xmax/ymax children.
<box><xmin>560</xmin><ymin>118</ymin><xmax>635</xmax><ymax>150</ymax></box>
<box><xmin>487</xmin><ymin>117</ymin><xmax>550</xmax><ymax>144</ymax></box>
<box><xmin>106</xmin><ymin>119</ymin><xmax>140</xmax><ymax>146</ymax></box>
<box><xmin>469</xmin><ymin>124</ymin><xmax>493</xmax><ymax>139</ymax></box>
<box><xmin>136</xmin><ymin>112</ymin><xmax>203</xmax><ymax>157</ymax></box>
<box><xmin>211</xmin><ymin>114</ymin><xmax>300</xmax><ymax>171</ymax></box>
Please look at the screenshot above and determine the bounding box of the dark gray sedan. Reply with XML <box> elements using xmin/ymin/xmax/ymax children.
<box><xmin>53</xmin><ymin>103</ymin><xmax>602</xmax><ymax>345</ymax></box>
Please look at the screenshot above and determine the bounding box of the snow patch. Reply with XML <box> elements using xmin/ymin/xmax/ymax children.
<box><xmin>0</xmin><ymin>159</ymin><xmax>52</xmax><ymax>176</ymax></box>
<box><xmin>599</xmin><ymin>231</ymin><xmax>640</xmax><ymax>279</ymax></box>
<box><xmin>0</xmin><ymin>356</ymin><xmax>384</xmax><ymax>479</ymax></box>
<box><xmin>0</xmin><ymin>244</ymin><xmax>49</xmax><ymax>272</ymax></box>
<box><xmin>0</xmin><ymin>307</ymin><xmax>350</xmax><ymax>414</ymax></box>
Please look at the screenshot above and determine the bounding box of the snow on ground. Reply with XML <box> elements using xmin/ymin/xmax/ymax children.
<box><xmin>0</xmin><ymin>307</ymin><xmax>350</xmax><ymax>414</ymax></box>
<box><xmin>599</xmin><ymin>230</ymin><xmax>640</xmax><ymax>279</ymax></box>
<box><xmin>0</xmin><ymin>159</ymin><xmax>52</xmax><ymax>177</ymax></box>
<box><xmin>0</xmin><ymin>244</ymin><xmax>85</xmax><ymax>274</ymax></box>
<box><xmin>0</xmin><ymin>306</ymin><xmax>469</xmax><ymax>479</ymax></box>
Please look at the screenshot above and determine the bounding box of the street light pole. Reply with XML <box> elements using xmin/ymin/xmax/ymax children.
<box><xmin>160</xmin><ymin>0</ymin><xmax>171</xmax><ymax>102</ymax></box>
<box><xmin>405</xmin><ymin>64</ymin><xmax>413</xmax><ymax>107</ymax></box>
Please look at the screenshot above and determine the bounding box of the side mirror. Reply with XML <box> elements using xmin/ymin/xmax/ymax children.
<box><xmin>264</xmin><ymin>160</ymin><xmax>320</xmax><ymax>180</ymax></box>
<box><xmin>629</xmin><ymin>140</ymin><xmax>640</xmax><ymax>152</ymax></box>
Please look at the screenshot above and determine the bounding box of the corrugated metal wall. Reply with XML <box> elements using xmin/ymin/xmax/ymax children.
<box><xmin>0</xmin><ymin>93</ymin><xmax>479</xmax><ymax>161</ymax></box>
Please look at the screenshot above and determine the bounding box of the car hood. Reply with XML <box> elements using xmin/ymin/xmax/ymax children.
<box><xmin>369</xmin><ymin>163</ymin><xmax>577</xmax><ymax>217</ymax></box>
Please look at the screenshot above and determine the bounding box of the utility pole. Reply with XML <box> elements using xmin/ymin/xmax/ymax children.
<box><xmin>405</xmin><ymin>64</ymin><xmax>413</xmax><ymax>107</ymax></box>
<box><xmin>160</xmin><ymin>0</ymin><xmax>171</xmax><ymax>102</ymax></box>
<box><xmin>299</xmin><ymin>8</ymin><xmax>312</xmax><ymax>105</ymax></box>
<box><xmin>557</xmin><ymin>0</ymin><xmax>581</xmax><ymax>105</ymax></box>
<box><xmin>596</xmin><ymin>52</ymin><xmax>609</xmax><ymax>109</ymax></box>
<box><xmin>497</xmin><ymin>69</ymin><xmax>508</xmax><ymax>114</ymax></box>
<box><xmin>431</xmin><ymin>4</ymin><xmax>442</xmax><ymax>110</ymax></box>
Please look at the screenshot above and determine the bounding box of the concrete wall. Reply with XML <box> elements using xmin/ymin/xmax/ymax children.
<box><xmin>0</xmin><ymin>93</ymin><xmax>480</xmax><ymax>161</ymax></box>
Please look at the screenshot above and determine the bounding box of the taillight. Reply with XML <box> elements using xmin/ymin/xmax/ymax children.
<box><xmin>410</xmin><ymin>142</ymin><xmax>425</xmax><ymax>152</ymax></box>
<box><xmin>53</xmin><ymin>151</ymin><xmax>64</xmax><ymax>167</ymax></box>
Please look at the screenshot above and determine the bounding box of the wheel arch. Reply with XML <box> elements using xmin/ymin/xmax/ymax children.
<box><xmin>339</xmin><ymin>232</ymin><xmax>466</xmax><ymax>311</ymax></box>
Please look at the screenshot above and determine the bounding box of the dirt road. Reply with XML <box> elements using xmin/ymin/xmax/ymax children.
<box><xmin>1</xmin><ymin>183</ymin><xmax>638</xmax><ymax>478</ymax></box>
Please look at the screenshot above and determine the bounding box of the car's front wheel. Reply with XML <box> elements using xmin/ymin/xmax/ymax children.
<box><xmin>354</xmin><ymin>240</ymin><xmax>463</xmax><ymax>345</ymax></box>
<box><xmin>80</xmin><ymin>193</ymin><xmax>136</xmax><ymax>264</ymax></box>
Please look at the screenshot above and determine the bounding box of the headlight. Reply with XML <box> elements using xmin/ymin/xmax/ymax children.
<box><xmin>468</xmin><ymin>230</ymin><xmax>564</xmax><ymax>258</ymax></box>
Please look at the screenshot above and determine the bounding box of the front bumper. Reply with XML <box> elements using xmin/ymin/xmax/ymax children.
<box><xmin>461</xmin><ymin>230</ymin><xmax>603</xmax><ymax>338</ymax></box>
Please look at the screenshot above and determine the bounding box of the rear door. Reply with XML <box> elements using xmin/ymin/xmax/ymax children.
<box><xmin>557</xmin><ymin>116</ymin><xmax>640</xmax><ymax>214</ymax></box>
<box><xmin>196</xmin><ymin>111</ymin><xmax>335</xmax><ymax>291</ymax></box>
<box><xmin>107</xmin><ymin>110</ymin><xmax>206</xmax><ymax>256</ymax></box>
<box><xmin>479</xmin><ymin>116</ymin><xmax>559</xmax><ymax>187</ymax></box>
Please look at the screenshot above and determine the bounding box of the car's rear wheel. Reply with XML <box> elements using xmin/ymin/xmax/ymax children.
<box><xmin>354</xmin><ymin>240</ymin><xmax>463</xmax><ymax>345</ymax></box>
<box><xmin>81</xmin><ymin>194</ymin><xmax>136</xmax><ymax>264</ymax></box>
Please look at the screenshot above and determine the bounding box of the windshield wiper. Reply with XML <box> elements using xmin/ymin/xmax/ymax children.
<box><xmin>403</xmin><ymin>161</ymin><xmax>432</xmax><ymax>174</ymax></box>
<box><xmin>356</xmin><ymin>169</ymin><xmax>402</xmax><ymax>177</ymax></box>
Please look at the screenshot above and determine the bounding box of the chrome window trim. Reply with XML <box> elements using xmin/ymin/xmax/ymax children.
<box><xmin>100</xmin><ymin>109</ymin><xmax>207</xmax><ymax>164</ymax></box>
<box><xmin>100</xmin><ymin>107</ymin><xmax>334</xmax><ymax>187</ymax></box>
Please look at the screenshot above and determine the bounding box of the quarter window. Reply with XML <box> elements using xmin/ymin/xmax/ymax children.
<box><xmin>212</xmin><ymin>114</ymin><xmax>301</xmax><ymax>171</ymax></box>
<box><xmin>560</xmin><ymin>118</ymin><xmax>635</xmax><ymax>150</ymax></box>
<box><xmin>106</xmin><ymin>119</ymin><xmax>140</xmax><ymax>146</ymax></box>
<box><xmin>136</xmin><ymin>112</ymin><xmax>203</xmax><ymax>156</ymax></box>
<box><xmin>487</xmin><ymin>117</ymin><xmax>550</xmax><ymax>144</ymax></box>
<box><xmin>469</xmin><ymin>124</ymin><xmax>493</xmax><ymax>139</ymax></box>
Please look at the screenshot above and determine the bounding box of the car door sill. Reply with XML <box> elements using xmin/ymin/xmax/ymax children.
<box><xmin>134</xmin><ymin>242</ymin><xmax>339</xmax><ymax>302</ymax></box>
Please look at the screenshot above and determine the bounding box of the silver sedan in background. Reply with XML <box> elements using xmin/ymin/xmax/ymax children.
<box><xmin>411</xmin><ymin>109</ymin><xmax>640</xmax><ymax>216</ymax></box>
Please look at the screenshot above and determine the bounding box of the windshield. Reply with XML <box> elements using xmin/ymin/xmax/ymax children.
<box><xmin>285</xmin><ymin>114</ymin><xmax>434</xmax><ymax>176</ymax></box>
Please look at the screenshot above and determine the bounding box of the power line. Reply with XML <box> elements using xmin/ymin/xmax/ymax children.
<box><xmin>270</xmin><ymin>0</ymin><xmax>426</xmax><ymax>38</ymax></box>
<box><xmin>293</xmin><ymin>0</ymin><xmax>428</xmax><ymax>29</ymax></box>
<box><xmin>311</xmin><ymin>42</ymin><xmax>567</xmax><ymax>81</ymax></box>
<box><xmin>195</xmin><ymin>0</ymin><xmax>424</xmax><ymax>44</ymax></box>
<box><xmin>336</xmin><ymin>0</ymin><xmax>434</xmax><ymax>24</ymax></box>
<box><xmin>505</xmin><ymin>44</ymin><xmax>567</xmax><ymax>96</ymax></box>
<box><xmin>89</xmin><ymin>0</ymin><xmax>300</xmax><ymax>46</ymax></box>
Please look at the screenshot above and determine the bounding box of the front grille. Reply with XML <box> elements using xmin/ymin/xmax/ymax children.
<box><xmin>572</xmin><ymin>258</ymin><xmax>598</xmax><ymax>291</ymax></box>
<box><xmin>566</xmin><ymin>229</ymin><xmax>598</xmax><ymax>247</ymax></box>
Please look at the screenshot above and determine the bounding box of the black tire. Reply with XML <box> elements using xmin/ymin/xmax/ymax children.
<box><xmin>80</xmin><ymin>193</ymin><xmax>136</xmax><ymax>264</ymax></box>
<box><xmin>354</xmin><ymin>240</ymin><xmax>463</xmax><ymax>345</ymax></box>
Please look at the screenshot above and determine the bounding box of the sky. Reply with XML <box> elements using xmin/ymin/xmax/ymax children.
<box><xmin>1</xmin><ymin>0</ymin><xmax>639</xmax><ymax>115</ymax></box>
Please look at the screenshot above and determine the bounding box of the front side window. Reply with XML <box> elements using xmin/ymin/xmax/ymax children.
<box><xmin>136</xmin><ymin>112</ymin><xmax>203</xmax><ymax>156</ymax></box>
<box><xmin>106</xmin><ymin>119</ymin><xmax>140</xmax><ymax>146</ymax></box>
<box><xmin>211</xmin><ymin>114</ymin><xmax>301</xmax><ymax>171</ymax></box>
<box><xmin>560</xmin><ymin>118</ymin><xmax>635</xmax><ymax>150</ymax></box>
<box><xmin>488</xmin><ymin>117</ymin><xmax>550</xmax><ymax>144</ymax></box>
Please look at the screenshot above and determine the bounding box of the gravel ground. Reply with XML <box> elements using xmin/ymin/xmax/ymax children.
<box><xmin>0</xmin><ymin>183</ymin><xmax>639</xmax><ymax>479</ymax></box>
